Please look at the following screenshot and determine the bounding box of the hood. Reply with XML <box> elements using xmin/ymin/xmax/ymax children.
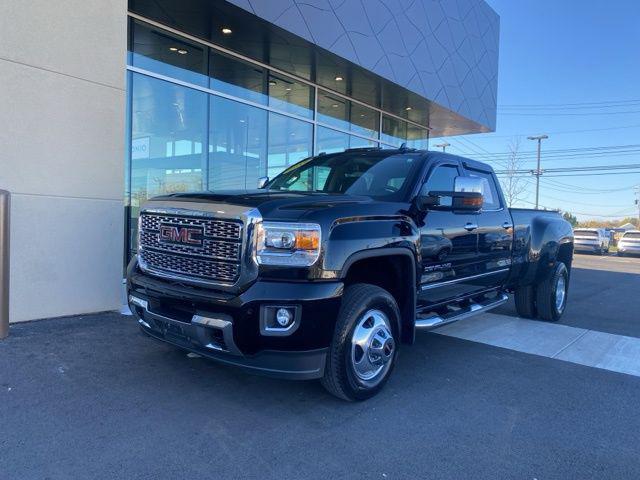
<box><xmin>149</xmin><ymin>190</ymin><xmax>375</xmax><ymax>222</ymax></box>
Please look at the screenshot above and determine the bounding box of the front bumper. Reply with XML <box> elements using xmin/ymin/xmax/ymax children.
<box><xmin>127</xmin><ymin>260</ymin><xmax>343</xmax><ymax>380</ymax></box>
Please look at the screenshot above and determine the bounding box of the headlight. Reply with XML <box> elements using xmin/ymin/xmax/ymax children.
<box><xmin>255</xmin><ymin>222</ymin><xmax>321</xmax><ymax>266</ymax></box>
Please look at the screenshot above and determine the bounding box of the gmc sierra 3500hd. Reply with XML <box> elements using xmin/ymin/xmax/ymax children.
<box><xmin>127</xmin><ymin>148</ymin><xmax>574</xmax><ymax>401</ymax></box>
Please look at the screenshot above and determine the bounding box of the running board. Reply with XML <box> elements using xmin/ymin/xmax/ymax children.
<box><xmin>415</xmin><ymin>292</ymin><xmax>509</xmax><ymax>330</ymax></box>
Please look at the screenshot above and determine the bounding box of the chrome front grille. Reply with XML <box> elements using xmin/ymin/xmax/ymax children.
<box><xmin>139</xmin><ymin>231</ymin><xmax>240</xmax><ymax>261</ymax></box>
<box><xmin>138</xmin><ymin>211</ymin><xmax>243</xmax><ymax>285</ymax></box>
<box><xmin>140</xmin><ymin>214</ymin><xmax>241</xmax><ymax>240</ymax></box>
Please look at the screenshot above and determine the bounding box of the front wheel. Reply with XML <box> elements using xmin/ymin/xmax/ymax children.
<box><xmin>321</xmin><ymin>284</ymin><xmax>400</xmax><ymax>401</ymax></box>
<box><xmin>536</xmin><ymin>262</ymin><xmax>569</xmax><ymax>322</ymax></box>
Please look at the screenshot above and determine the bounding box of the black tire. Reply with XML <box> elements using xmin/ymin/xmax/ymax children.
<box><xmin>514</xmin><ymin>285</ymin><xmax>537</xmax><ymax>319</ymax></box>
<box><xmin>321</xmin><ymin>284</ymin><xmax>400</xmax><ymax>401</ymax></box>
<box><xmin>535</xmin><ymin>262</ymin><xmax>569</xmax><ymax>322</ymax></box>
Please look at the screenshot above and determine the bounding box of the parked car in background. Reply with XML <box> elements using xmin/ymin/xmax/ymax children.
<box><xmin>573</xmin><ymin>228</ymin><xmax>610</xmax><ymax>254</ymax></box>
<box><xmin>617</xmin><ymin>230</ymin><xmax>640</xmax><ymax>257</ymax></box>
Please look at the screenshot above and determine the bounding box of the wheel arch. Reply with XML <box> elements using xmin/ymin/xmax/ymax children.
<box><xmin>341</xmin><ymin>248</ymin><xmax>418</xmax><ymax>345</ymax></box>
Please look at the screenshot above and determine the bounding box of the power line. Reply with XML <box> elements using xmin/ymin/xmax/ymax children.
<box><xmin>500</xmin><ymin>98</ymin><xmax>640</xmax><ymax>108</ymax></box>
<box><xmin>499</xmin><ymin>110</ymin><xmax>640</xmax><ymax>117</ymax></box>
<box><xmin>539</xmin><ymin>181</ymin><xmax>635</xmax><ymax>195</ymax></box>
<box><xmin>447</xmin><ymin>145</ymin><xmax>640</xmax><ymax>166</ymax></box>
<box><xmin>466</xmin><ymin>143</ymin><xmax>640</xmax><ymax>157</ymax></box>
<box><xmin>497</xmin><ymin>170</ymin><xmax>640</xmax><ymax>178</ymax></box>
<box><xmin>536</xmin><ymin>192</ymin><xmax>631</xmax><ymax>208</ymax></box>
<box><xmin>500</xmin><ymin>103</ymin><xmax>640</xmax><ymax>111</ymax></box>
<box><xmin>541</xmin><ymin>178</ymin><xmax>638</xmax><ymax>193</ymax></box>
<box><xmin>444</xmin><ymin>124</ymin><xmax>640</xmax><ymax>140</ymax></box>
<box><xmin>515</xmin><ymin>198</ymin><xmax>635</xmax><ymax>218</ymax></box>
<box><xmin>494</xmin><ymin>163</ymin><xmax>640</xmax><ymax>174</ymax></box>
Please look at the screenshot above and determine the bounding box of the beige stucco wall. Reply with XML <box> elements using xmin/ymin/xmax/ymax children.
<box><xmin>0</xmin><ymin>0</ymin><xmax>127</xmax><ymax>322</ymax></box>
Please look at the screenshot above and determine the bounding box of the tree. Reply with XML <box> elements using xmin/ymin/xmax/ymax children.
<box><xmin>562</xmin><ymin>211</ymin><xmax>578</xmax><ymax>227</ymax></box>
<box><xmin>500</xmin><ymin>138</ymin><xmax>528</xmax><ymax>207</ymax></box>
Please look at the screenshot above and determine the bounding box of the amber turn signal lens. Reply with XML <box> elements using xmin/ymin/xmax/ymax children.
<box><xmin>462</xmin><ymin>197</ymin><xmax>483</xmax><ymax>207</ymax></box>
<box><xmin>296</xmin><ymin>230</ymin><xmax>320</xmax><ymax>250</ymax></box>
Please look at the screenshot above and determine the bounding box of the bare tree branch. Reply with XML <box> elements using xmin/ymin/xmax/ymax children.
<box><xmin>499</xmin><ymin>138</ymin><xmax>528</xmax><ymax>207</ymax></box>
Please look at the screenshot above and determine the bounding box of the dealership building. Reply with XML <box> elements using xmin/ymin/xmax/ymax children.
<box><xmin>0</xmin><ymin>0</ymin><xmax>499</xmax><ymax>323</ymax></box>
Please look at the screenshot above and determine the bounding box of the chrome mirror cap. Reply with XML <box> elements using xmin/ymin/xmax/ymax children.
<box><xmin>257</xmin><ymin>176</ymin><xmax>269</xmax><ymax>189</ymax></box>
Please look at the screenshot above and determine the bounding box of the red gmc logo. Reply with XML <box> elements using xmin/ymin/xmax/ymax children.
<box><xmin>159</xmin><ymin>224</ymin><xmax>204</xmax><ymax>247</ymax></box>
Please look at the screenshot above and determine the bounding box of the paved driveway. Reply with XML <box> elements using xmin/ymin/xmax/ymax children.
<box><xmin>1</xmin><ymin>253</ymin><xmax>640</xmax><ymax>479</ymax></box>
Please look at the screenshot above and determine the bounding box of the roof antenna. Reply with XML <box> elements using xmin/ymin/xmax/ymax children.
<box><xmin>399</xmin><ymin>142</ymin><xmax>407</xmax><ymax>150</ymax></box>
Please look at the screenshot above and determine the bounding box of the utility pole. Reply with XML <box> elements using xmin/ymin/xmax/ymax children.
<box><xmin>527</xmin><ymin>135</ymin><xmax>548</xmax><ymax>209</ymax></box>
<box><xmin>434</xmin><ymin>142</ymin><xmax>450</xmax><ymax>152</ymax></box>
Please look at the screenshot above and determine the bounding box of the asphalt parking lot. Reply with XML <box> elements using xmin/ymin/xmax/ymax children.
<box><xmin>1</xmin><ymin>253</ymin><xmax>639</xmax><ymax>479</ymax></box>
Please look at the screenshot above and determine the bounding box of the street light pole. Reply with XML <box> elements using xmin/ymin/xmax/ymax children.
<box><xmin>634</xmin><ymin>186</ymin><xmax>640</xmax><ymax>229</ymax></box>
<box><xmin>434</xmin><ymin>142</ymin><xmax>450</xmax><ymax>152</ymax></box>
<box><xmin>527</xmin><ymin>135</ymin><xmax>548</xmax><ymax>209</ymax></box>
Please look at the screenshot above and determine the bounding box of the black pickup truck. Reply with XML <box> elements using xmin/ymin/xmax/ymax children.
<box><xmin>127</xmin><ymin>148</ymin><xmax>574</xmax><ymax>400</ymax></box>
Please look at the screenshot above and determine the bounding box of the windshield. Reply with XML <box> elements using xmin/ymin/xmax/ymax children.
<box><xmin>623</xmin><ymin>232</ymin><xmax>640</xmax><ymax>239</ymax></box>
<box><xmin>267</xmin><ymin>151</ymin><xmax>423</xmax><ymax>201</ymax></box>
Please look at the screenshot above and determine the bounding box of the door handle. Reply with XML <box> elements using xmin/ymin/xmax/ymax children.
<box><xmin>502</xmin><ymin>222</ymin><xmax>513</xmax><ymax>229</ymax></box>
<box><xmin>464</xmin><ymin>222</ymin><xmax>478</xmax><ymax>231</ymax></box>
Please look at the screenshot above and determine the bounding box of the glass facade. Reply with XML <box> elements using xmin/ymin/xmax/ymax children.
<box><xmin>125</xmin><ymin>17</ymin><xmax>430</xmax><ymax>257</ymax></box>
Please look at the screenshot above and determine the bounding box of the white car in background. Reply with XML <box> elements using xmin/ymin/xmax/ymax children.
<box><xmin>573</xmin><ymin>228</ymin><xmax>610</xmax><ymax>255</ymax></box>
<box><xmin>617</xmin><ymin>231</ymin><xmax>640</xmax><ymax>257</ymax></box>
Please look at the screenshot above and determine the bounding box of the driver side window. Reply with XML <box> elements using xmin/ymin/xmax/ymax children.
<box><xmin>423</xmin><ymin>165</ymin><xmax>458</xmax><ymax>207</ymax></box>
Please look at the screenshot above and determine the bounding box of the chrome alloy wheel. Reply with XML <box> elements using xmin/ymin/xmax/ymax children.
<box><xmin>555</xmin><ymin>275</ymin><xmax>567</xmax><ymax>313</ymax></box>
<box><xmin>350</xmin><ymin>309</ymin><xmax>395</xmax><ymax>387</ymax></box>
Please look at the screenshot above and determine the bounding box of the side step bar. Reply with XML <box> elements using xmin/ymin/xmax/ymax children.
<box><xmin>415</xmin><ymin>292</ymin><xmax>509</xmax><ymax>330</ymax></box>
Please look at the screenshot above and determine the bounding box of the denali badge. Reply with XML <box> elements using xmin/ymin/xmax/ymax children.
<box><xmin>158</xmin><ymin>223</ymin><xmax>204</xmax><ymax>247</ymax></box>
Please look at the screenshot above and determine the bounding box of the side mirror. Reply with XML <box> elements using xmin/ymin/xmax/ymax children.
<box><xmin>450</xmin><ymin>191</ymin><xmax>483</xmax><ymax>211</ymax></box>
<box><xmin>257</xmin><ymin>176</ymin><xmax>269</xmax><ymax>189</ymax></box>
<box><xmin>419</xmin><ymin>176</ymin><xmax>484</xmax><ymax>212</ymax></box>
<box><xmin>415</xmin><ymin>187</ymin><xmax>441</xmax><ymax>211</ymax></box>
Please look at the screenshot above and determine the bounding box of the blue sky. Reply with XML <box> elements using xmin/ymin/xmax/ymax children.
<box><xmin>439</xmin><ymin>0</ymin><xmax>640</xmax><ymax>221</ymax></box>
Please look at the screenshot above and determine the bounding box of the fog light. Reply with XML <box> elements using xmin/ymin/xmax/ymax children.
<box><xmin>260</xmin><ymin>305</ymin><xmax>300</xmax><ymax>336</ymax></box>
<box><xmin>276</xmin><ymin>308</ymin><xmax>293</xmax><ymax>327</ymax></box>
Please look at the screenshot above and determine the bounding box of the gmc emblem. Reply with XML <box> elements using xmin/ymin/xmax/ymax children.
<box><xmin>158</xmin><ymin>223</ymin><xmax>204</xmax><ymax>247</ymax></box>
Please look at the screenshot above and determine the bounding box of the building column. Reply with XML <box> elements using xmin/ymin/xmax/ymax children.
<box><xmin>0</xmin><ymin>0</ymin><xmax>127</xmax><ymax>322</ymax></box>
